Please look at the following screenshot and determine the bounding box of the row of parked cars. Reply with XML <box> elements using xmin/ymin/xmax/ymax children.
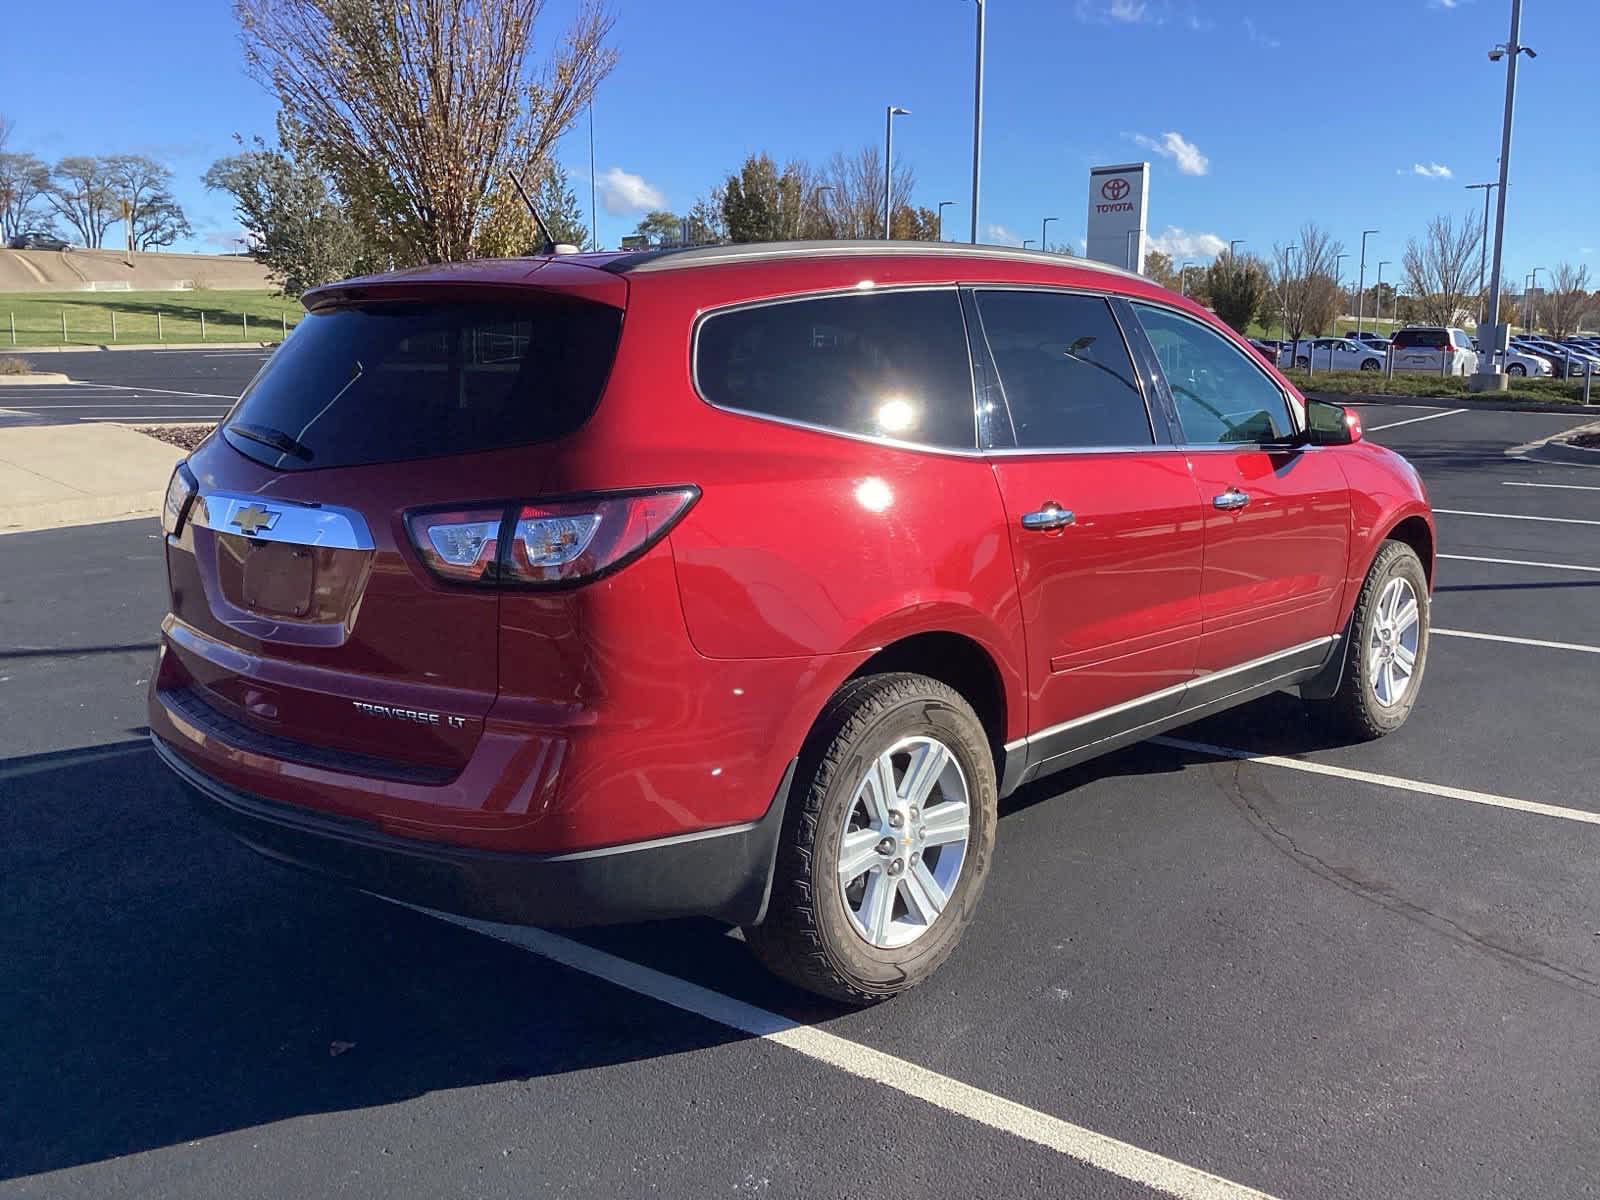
<box><xmin>1248</xmin><ymin>327</ymin><xmax>1600</xmax><ymax>379</ymax></box>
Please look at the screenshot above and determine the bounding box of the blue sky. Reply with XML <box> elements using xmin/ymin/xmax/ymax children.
<box><xmin>3</xmin><ymin>0</ymin><xmax>1595</xmax><ymax>285</ymax></box>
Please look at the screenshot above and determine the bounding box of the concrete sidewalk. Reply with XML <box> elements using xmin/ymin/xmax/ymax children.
<box><xmin>0</xmin><ymin>424</ymin><xmax>184</xmax><ymax>534</ymax></box>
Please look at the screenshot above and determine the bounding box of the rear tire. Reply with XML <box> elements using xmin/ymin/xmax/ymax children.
<box><xmin>1507</xmin><ymin>363</ymin><xmax>1526</xmax><ymax>376</ymax></box>
<box><xmin>1360</xmin><ymin>358</ymin><xmax>1380</xmax><ymax>371</ymax></box>
<box><xmin>745</xmin><ymin>673</ymin><xmax>997</xmax><ymax>1005</ymax></box>
<box><xmin>1315</xmin><ymin>541</ymin><xmax>1429</xmax><ymax>741</ymax></box>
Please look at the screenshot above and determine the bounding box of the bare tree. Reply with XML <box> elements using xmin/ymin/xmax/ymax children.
<box><xmin>105</xmin><ymin>155</ymin><xmax>192</xmax><ymax>251</ymax></box>
<box><xmin>235</xmin><ymin>0</ymin><xmax>617</xmax><ymax>264</ymax></box>
<box><xmin>1540</xmin><ymin>262</ymin><xmax>1593</xmax><ymax>338</ymax></box>
<box><xmin>1273</xmin><ymin>223</ymin><xmax>1345</xmax><ymax>341</ymax></box>
<box><xmin>819</xmin><ymin>145</ymin><xmax>915</xmax><ymax>240</ymax></box>
<box><xmin>0</xmin><ymin>152</ymin><xmax>51</xmax><ymax>239</ymax></box>
<box><xmin>1401</xmin><ymin>212</ymin><xmax>1481</xmax><ymax>326</ymax></box>
<box><xmin>46</xmin><ymin>156</ymin><xmax>119</xmax><ymax>248</ymax></box>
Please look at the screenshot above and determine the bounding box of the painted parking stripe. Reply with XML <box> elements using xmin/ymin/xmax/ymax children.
<box><xmin>1502</xmin><ymin>480</ymin><xmax>1600</xmax><ymax>493</ymax></box>
<box><xmin>1439</xmin><ymin>553</ymin><xmax>1600</xmax><ymax>575</ymax></box>
<box><xmin>1152</xmin><ymin>736</ymin><xmax>1600</xmax><ymax>828</ymax></box>
<box><xmin>71</xmin><ymin>381</ymin><xmax>237</xmax><ymax>400</ymax></box>
<box><xmin>1434</xmin><ymin>628</ymin><xmax>1600</xmax><ymax>655</ymax></box>
<box><xmin>1364</xmin><ymin>408</ymin><xmax>1466</xmax><ymax>432</ymax></box>
<box><xmin>14</xmin><ymin>402</ymin><xmax>230</xmax><ymax>409</ymax></box>
<box><xmin>1434</xmin><ymin>508</ymin><xmax>1600</xmax><ymax>527</ymax></box>
<box><xmin>411</xmin><ymin>908</ymin><xmax>1283</xmax><ymax>1200</ymax></box>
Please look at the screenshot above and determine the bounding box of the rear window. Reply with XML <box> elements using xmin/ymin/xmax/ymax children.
<box><xmin>694</xmin><ymin>289</ymin><xmax>977</xmax><ymax>449</ymax></box>
<box><xmin>222</xmin><ymin>298</ymin><xmax>622</xmax><ymax>471</ymax></box>
<box><xmin>1392</xmin><ymin>329</ymin><xmax>1444</xmax><ymax>349</ymax></box>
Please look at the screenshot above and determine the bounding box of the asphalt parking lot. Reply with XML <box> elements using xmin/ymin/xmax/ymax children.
<box><xmin>0</xmin><ymin>348</ymin><xmax>267</xmax><ymax>426</ymax></box>
<box><xmin>4</xmin><ymin>397</ymin><xmax>1600</xmax><ymax>1199</ymax></box>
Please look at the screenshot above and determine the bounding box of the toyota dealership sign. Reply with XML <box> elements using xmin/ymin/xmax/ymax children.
<box><xmin>1085</xmin><ymin>162</ymin><xmax>1149</xmax><ymax>273</ymax></box>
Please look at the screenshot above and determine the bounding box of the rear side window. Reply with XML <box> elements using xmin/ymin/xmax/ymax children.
<box><xmin>973</xmin><ymin>290</ymin><xmax>1152</xmax><ymax>448</ymax></box>
<box><xmin>694</xmin><ymin>289</ymin><xmax>976</xmax><ymax>449</ymax></box>
<box><xmin>1394</xmin><ymin>329</ymin><xmax>1444</xmax><ymax>349</ymax></box>
<box><xmin>223</xmin><ymin>299</ymin><xmax>622</xmax><ymax>471</ymax></box>
<box><xmin>1451</xmin><ymin>330</ymin><xmax>1473</xmax><ymax>349</ymax></box>
<box><xmin>1133</xmin><ymin>303</ymin><xmax>1296</xmax><ymax>445</ymax></box>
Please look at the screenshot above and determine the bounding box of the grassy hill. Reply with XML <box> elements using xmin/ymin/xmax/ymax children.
<box><xmin>0</xmin><ymin>291</ymin><xmax>303</xmax><ymax>347</ymax></box>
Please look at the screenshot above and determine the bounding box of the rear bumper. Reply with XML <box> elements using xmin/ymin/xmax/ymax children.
<box><xmin>153</xmin><ymin>733</ymin><xmax>795</xmax><ymax>928</ymax></box>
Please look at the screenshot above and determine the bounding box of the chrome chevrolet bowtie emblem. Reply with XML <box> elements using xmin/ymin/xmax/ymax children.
<box><xmin>231</xmin><ymin>503</ymin><xmax>280</xmax><ymax>536</ymax></box>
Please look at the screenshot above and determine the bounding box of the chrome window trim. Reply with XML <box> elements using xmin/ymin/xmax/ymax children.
<box><xmin>689</xmin><ymin>283</ymin><xmax>983</xmax><ymax>454</ymax></box>
<box><xmin>1002</xmin><ymin>635</ymin><xmax>1336</xmax><ymax>752</ymax></box>
<box><xmin>190</xmin><ymin>491</ymin><xmax>376</xmax><ymax>551</ymax></box>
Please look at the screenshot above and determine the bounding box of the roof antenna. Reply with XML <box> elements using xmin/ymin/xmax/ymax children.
<box><xmin>509</xmin><ymin>170</ymin><xmax>559</xmax><ymax>255</ymax></box>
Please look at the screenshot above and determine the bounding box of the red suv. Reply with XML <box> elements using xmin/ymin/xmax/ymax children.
<box><xmin>151</xmin><ymin>242</ymin><xmax>1434</xmax><ymax>1003</ymax></box>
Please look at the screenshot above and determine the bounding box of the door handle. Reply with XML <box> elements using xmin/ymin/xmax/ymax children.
<box><xmin>1213</xmin><ymin>488</ymin><xmax>1250</xmax><ymax>511</ymax></box>
<box><xmin>1020</xmin><ymin>502</ymin><xmax>1075</xmax><ymax>531</ymax></box>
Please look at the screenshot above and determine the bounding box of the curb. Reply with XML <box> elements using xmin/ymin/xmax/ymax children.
<box><xmin>0</xmin><ymin>490</ymin><xmax>164</xmax><ymax>535</ymax></box>
<box><xmin>11</xmin><ymin>341</ymin><xmax>279</xmax><ymax>354</ymax></box>
<box><xmin>0</xmin><ymin>373</ymin><xmax>71</xmax><ymax>385</ymax></box>
<box><xmin>1505</xmin><ymin>416</ymin><xmax>1600</xmax><ymax>468</ymax></box>
<box><xmin>1305</xmin><ymin>390</ymin><xmax>1600</xmax><ymax>417</ymax></box>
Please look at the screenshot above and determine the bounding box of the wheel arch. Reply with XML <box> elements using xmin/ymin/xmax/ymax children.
<box><xmin>1381</xmin><ymin>513</ymin><xmax>1435</xmax><ymax>587</ymax></box>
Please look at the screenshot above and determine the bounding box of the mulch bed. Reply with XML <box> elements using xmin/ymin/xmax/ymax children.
<box><xmin>137</xmin><ymin>424</ymin><xmax>215</xmax><ymax>452</ymax></box>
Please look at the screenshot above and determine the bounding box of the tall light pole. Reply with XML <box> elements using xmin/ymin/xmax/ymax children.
<box><xmin>1356</xmin><ymin>229</ymin><xmax>1379</xmax><ymax>335</ymax></box>
<box><xmin>968</xmin><ymin>0</ymin><xmax>985</xmax><ymax>244</ymax></box>
<box><xmin>1041</xmin><ymin>216</ymin><xmax>1058</xmax><ymax>253</ymax></box>
<box><xmin>937</xmin><ymin>200</ymin><xmax>954</xmax><ymax>241</ymax></box>
<box><xmin>1377</xmin><ymin>260</ymin><xmax>1391</xmax><ymax>326</ymax></box>
<box><xmin>1180</xmin><ymin>260</ymin><xmax>1195</xmax><ymax>295</ymax></box>
<box><xmin>1023</xmin><ymin>239</ymin><xmax>1036</xmax><ymax>250</ymax></box>
<box><xmin>1334</xmin><ymin>252</ymin><xmax>1349</xmax><ymax>325</ymax></box>
<box><xmin>1476</xmin><ymin>0</ymin><xmax>1535</xmax><ymax>388</ymax></box>
<box><xmin>883</xmin><ymin>106</ymin><xmax>910</xmax><ymax>239</ymax></box>
<box><xmin>588</xmin><ymin>99</ymin><xmax>598</xmax><ymax>250</ymax></box>
<box><xmin>1281</xmin><ymin>244</ymin><xmax>1298</xmax><ymax>343</ymax></box>
<box><xmin>1526</xmin><ymin>265</ymin><xmax>1546</xmax><ymax>329</ymax></box>
<box><xmin>1466</xmin><ymin>181</ymin><xmax>1497</xmax><ymax>325</ymax></box>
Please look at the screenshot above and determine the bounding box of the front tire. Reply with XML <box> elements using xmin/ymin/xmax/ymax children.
<box><xmin>1317</xmin><ymin>541</ymin><xmax>1429</xmax><ymax>740</ymax></box>
<box><xmin>745</xmin><ymin>673</ymin><xmax>997</xmax><ymax>1005</ymax></box>
<box><xmin>1507</xmin><ymin>363</ymin><xmax>1526</xmax><ymax>376</ymax></box>
<box><xmin>1296</xmin><ymin>356</ymin><xmax>1310</xmax><ymax>369</ymax></box>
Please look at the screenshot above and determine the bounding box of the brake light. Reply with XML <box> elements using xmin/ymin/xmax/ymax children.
<box><xmin>161</xmin><ymin>462</ymin><xmax>198</xmax><ymax>536</ymax></box>
<box><xmin>405</xmin><ymin>487</ymin><xmax>699</xmax><ymax>589</ymax></box>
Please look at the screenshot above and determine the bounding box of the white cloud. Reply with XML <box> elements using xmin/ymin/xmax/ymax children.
<box><xmin>1430</xmin><ymin>0</ymin><xmax>1467</xmax><ymax>9</ymax></box>
<box><xmin>986</xmin><ymin>223</ymin><xmax>1023</xmax><ymax>247</ymax></box>
<box><xmin>1075</xmin><ymin>0</ymin><xmax>1150</xmax><ymax>23</ymax></box>
<box><xmin>1409</xmin><ymin>162</ymin><xmax>1454</xmax><ymax>178</ymax></box>
<box><xmin>1132</xmin><ymin>130</ymin><xmax>1210</xmax><ymax>176</ymax></box>
<box><xmin>598</xmin><ymin>167</ymin><xmax>666</xmax><ymax>215</ymax></box>
<box><xmin>1147</xmin><ymin>227</ymin><xmax>1228</xmax><ymax>259</ymax></box>
<box><xmin>1242</xmin><ymin>17</ymin><xmax>1280</xmax><ymax>47</ymax></box>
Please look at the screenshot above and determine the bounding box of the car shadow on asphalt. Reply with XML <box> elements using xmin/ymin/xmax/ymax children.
<box><xmin>0</xmin><ymin>743</ymin><xmax>758</xmax><ymax>1182</ymax></box>
<box><xmin>0</xmin><ymin>695</ymin><xmax>1342</xmax><ymax>1182</ymax></box>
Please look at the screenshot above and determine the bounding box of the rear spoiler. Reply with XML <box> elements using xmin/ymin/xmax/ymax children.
<box><xmin>302</xmin><ymin>259</ymin><xmax>627</xmax><ymax>314</ymax></box>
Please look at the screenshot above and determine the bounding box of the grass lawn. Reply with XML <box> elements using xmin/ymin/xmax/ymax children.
<box><xmin>1282</xmin><ymin>368</ymin><xmax>1594</xmax><ymax>406</ymax></box>
<box><xmin>0</xmin><ymin>290</ymin><xmax>304</xmax><ymax>347</ymax></box>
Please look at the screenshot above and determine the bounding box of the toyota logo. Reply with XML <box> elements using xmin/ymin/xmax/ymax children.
<box><xmin>1101</xmin><ymin>178</ymin><xmax>1130</xmax><ymax>202</ymax></box>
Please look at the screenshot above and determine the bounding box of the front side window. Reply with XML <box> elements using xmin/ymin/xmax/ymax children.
<box><xmin>973</xmin><ymin>290</ymin><xmax>1152</xmax><ymax>448</ymax></box>
<box><xmin>695</xmin><ymin>289</ymin><xmax>976</xmax><ymax>448</ymax></box>
<box><xmin>1133</xmin><ymin>303</ymin><xmax>1297</xmax><ymax>445</ymax></box>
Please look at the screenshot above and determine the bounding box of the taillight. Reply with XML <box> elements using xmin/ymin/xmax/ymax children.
<box><xmin>161</xmin><ymin>462</ymin><xmax>198</xmax><ymax>536</ymax></box>
<box><xmin>405</xmin><ymin>487</ymin><xmax>698</xmax><ymax>589</ymax></box>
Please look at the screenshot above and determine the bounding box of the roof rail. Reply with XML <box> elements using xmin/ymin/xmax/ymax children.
<box><xmin>599</xmin><ymin>239</ymin><xmax>1142</xmax><ymax>280</ymax></box>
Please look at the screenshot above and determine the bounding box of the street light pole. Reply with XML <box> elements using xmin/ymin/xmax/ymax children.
<box><xmin>1041</xmin><ymin>216</ymin><xmax>1058</xmax><ymax>253</ymax></box>
<box><xmin>1179</xmin><ymin>260</ymin><xmax>1195</xmax><ymax>295</ymax></box>
<box><xmin>1526</xmin><ymin>265</ymin><xmax>1546</xmax><ymax>329</ymax></box>
<box><xmin>1377</xmin><ymin>260</ymin><xmax>1391</xmax><ymax>326</ymax></box>
<box><xmin>1356</xmin><ymin>229</ymin><xmax>1379</xmax><ymax>335</ymax></box>
<box><xmin>884</xmin><ymin>106</ymin><xmax>910</xmax><ymax>239</ymax></box>
<box><xmin>1023</xmin><ymin>239</ymin><xmax>1036</xmax><ymax>250</ymax></box>
<box><xmin>1334</xmin><ymin>252</ymin><xmax>1349</xmax><ymax>327</ymax></box>
<box><xmin>1466</xmin><ymin>181</ymin><xmax>1497</xmax><ymax>325</ymax></box>
<box><xmin>814</xmin><ymin>186</ymin><xmax>836</xmax><ymax>238</ymax></box>
<box><xmin>1281</xmin><ymin>244</ymin><xmax>1298</xmax><ymax>343</ymax></box>
<box><xmin>1476</xmin><ymin>0</ymin><xmax>1534</xmax><ymax>386</ymax></box>
<box><xmin>968</xmin><ymin>0</ymin><xmax>985</xmax><ymax>244</ymax></box>
<box><xmin>937</xmin><ymin>200</ymin><xmax>954</xmax><ymax>241</ymax></box>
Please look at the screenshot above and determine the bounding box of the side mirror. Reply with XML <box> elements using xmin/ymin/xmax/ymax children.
<box><xmin>1306</xmin><ymin>397</ymin><xmax>1362</xmax><ymax>445</ymax></box>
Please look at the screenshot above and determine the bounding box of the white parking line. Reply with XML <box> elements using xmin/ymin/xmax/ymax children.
<box><xmin>1502</xmin><ymin>480</ymin><xmax>1600</xmax><ymax>492</ymax></box>
<box><xmin>14</xmin><ymin>402</ymin><xmax>230</xmax><ymax>409</ymax></box>
<box><xmin>1152</xmin><ymin>736</ymin><xmax>1600</xmax><ymax>828</ymax></box>
<box><xmin>412</xmin><ymin>909</ymin><xmax>1282</xmax><ymax>1200</ymax></box>
<box><xmin>1439</xmin><ymin>553</ymin><xmax>1600</xmax><ymax>574</ymax></box>
<box><xmin>1364</xmin><ymin>408</ymin><xmax>1467</xmax><ymax>432</ymax></box>
<box><xmin>1434</xmin><ymin>628</ymin><xmax>1600</xmax><ymax>655</ymax></box>
<box><xmin>71</xmin><ymin>381</ymin><xmax>237</xmax><ymax>400</ymax></box>
<box><xmin>1434</xmin><ymin>508</ymin><xmax>1600</xmax><ymax>527</ymax></box>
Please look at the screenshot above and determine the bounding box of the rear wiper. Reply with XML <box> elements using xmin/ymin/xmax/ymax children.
<box><xmin>228</xmin><ymin>422</ymin><xmax>314</xmax><ymax>462</ymax></box>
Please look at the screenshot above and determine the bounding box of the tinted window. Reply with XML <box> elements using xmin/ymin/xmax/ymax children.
<box><xmin>1133</xmin><ymin>303</ymin><xmax>1296</xmax><ymax>445</ymax></box>
<box><xmin>1393</xmin><ymin>329</ymin><xmax>1444</xmax><ymax>349</ymax></box>
<box><xmin>694</xmin><ymin>290</ymin><xmax>976</xmax><ymax>448</ymax></box>
<box><xmin>223</xmin><ymin>299</ymin><xmax>621</xmax><ymax>471</ymax></box>
<box><xmin>1450</xmin><ymin>329</ymin><xmax>1473</xmax><ymax>349</ymax></box>
<box><xmin>974</xmin><ymin>290</ymin><xmax>1152</xmax><ymax>448</ymax></box>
